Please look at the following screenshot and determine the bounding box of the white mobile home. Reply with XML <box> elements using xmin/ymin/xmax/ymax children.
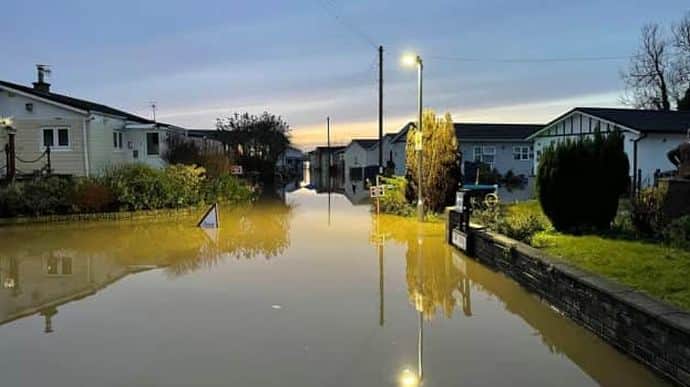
<box><xmin>528</xmin><ymin>107</ymin><xmax>690</xmax><ymax>187</ymax></box>
<box><xmin>0</xmin><ymin>70</ymin><xmax>182</xmax><ymax>177</ymax></box>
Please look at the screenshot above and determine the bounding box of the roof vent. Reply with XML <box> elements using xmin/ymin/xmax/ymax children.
<box><xmin>32</xmin><ymin>64</ymin><xmax>51</xmax><ymax>93</ymax></box>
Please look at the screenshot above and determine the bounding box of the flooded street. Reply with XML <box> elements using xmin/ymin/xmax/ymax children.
<box><xmin>0</xmin><ymin>188</ymin><xmax>669</xmax><ymax>387</ymax></box>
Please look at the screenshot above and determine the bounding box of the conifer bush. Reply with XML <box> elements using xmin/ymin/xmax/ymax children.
<box><xmin>537</xmin><ymin>130</ymin><xmax>629</xmax><ymax>232</ymax></box>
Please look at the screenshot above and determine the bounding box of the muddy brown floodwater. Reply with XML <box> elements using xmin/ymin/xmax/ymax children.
<box><xmin>0</xmin><ymin>188</ymin><xmax>671</xmax><ymax>386</ymax></box>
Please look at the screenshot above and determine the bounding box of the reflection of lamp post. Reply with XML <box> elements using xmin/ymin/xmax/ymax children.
<box><xmin>401</xmin><ymin>54</ymin><xmax>424</xmax><ymax>221</ymax></box>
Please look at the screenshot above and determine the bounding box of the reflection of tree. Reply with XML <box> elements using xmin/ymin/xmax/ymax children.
<box><xmin>376</xmin><ymin>216</ymin><xmax>471</xmax><ymax>320</ymax></box>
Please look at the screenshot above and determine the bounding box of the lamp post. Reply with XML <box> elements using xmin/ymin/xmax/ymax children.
<box><xmin>402</xmin><ymin>54</ymin><xmax>424</xmax><ymax>221</ymax></box>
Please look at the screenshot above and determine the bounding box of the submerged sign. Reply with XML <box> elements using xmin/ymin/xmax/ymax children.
<box><xmin>451</xmin><ymin>229</ymin><xmax>467</xmax><ymax>251</ymax></box>
<box><xmin>198</xmin><ymin>203</ymin><xmax>220</xmax><ymax>229</ymax></box>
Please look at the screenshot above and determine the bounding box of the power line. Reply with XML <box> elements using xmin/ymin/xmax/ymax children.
<box><xmin>427</xmin><ymin>54</ymin><xmax>632</xmax><ymax>63</ymax></box>
<box><xmin>316</xmin><ymin>0</ymin><xmax>378</xmax><ymax>49</ymax></box>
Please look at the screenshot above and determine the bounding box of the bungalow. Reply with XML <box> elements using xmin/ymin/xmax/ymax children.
<box><xmin>527</xmin><ymin>107</ymin><xmax>690</xmax><ymax>187</ymax></box>
<box><xmin>456</xmin><ymin>123</ymin><xmax>542</xmax><ymax>177</ymax></box>
<box><xmin>0</xmin><ymin>67</ymin><xmax>182</xmax><ymax>177</ymax></box>
<box><xmin>276</xmin><ymin>146</ymin><xmax>306</xmax><ymax>176</ymax></box>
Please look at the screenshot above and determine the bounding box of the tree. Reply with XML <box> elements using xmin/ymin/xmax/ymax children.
<box><xmin>537</xmin><ymin>130</ymin><xmax>629</xmax><ymax>232</ymax></box>
<box><xmin>622</xmin><ymin>24</ymin><xmax>673</xmax><ymax>110</ymax></box>
<box><xmin>405</xmin><ymin>110</ymin><xmax>461</xmax><ymax>213</ymax></box>
<box><xmin>673</xmin><ymin>12</ymin><xmax>690</xmax><ymax>110</ymax></box>
<box><xmin>216</xmin><ymin>112</ymin><xmax>290</xmax><ymax>181</ymax></box>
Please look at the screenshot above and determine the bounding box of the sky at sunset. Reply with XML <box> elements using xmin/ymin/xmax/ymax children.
<box><xmin>2</xmin><ymin>1</ymin><xmax>689</xmax><ymax>148</ymax></box>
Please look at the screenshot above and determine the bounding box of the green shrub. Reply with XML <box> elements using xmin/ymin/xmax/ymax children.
<box><xmin>204</xmin><ymin>173</ymin><xmax>254</xmax><ymax>203</ymax></box>
<box><xmin>376</xmin><ymin>176</ymin><xmax>414</xmax><ymax>216</ymax></box>
<box><xmin>630</xmin><ymin>187</ymin><xmax>667</xmax><ymax>236</ymax></box>
<box><xmin>103</xmin><ymin>164</ymin><xmax>174</xmax><ymax>210</ymax></box>
<box><xmin>0</xmin><ymin>183</ymin><xmax>26</xmax><ymax>217</ymax></box>
<box><xmin>537</xmin><ymin>130</ymin><xmax>629</xmax><ymax>232</ymax></box>
<box><xmin>495</xmin><ymin>212</ymin><xmax>549</xmax><ymax>244</ymax></box>
<box><xmin>73</xmin><ymin>178</ymin><xmax>115</xmax><ymax>213</ymax></box>
<box><xmin>662</xmin><ymin>216</ymin><xmax>690</xmax><ymax>249</ymax></box>
<box><xmin>0</xmin><ymin>177</ymin><xmax>75</xmax><ymax>217</ymax></box>
<box><xmin>164</xmin><ymin>165</ymin><xmax>206</xmax><ymax>207</ymax></box>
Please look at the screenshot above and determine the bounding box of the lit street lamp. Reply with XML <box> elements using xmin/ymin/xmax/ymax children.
<box><xmin>401</xmin><ymin>54</ymin><xmax>424</xmax><ymax>221</ymax></box>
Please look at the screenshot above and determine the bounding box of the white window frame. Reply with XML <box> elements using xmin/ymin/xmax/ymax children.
<box><xmin>44</xmin><ymin>256</ymin><xmax>73</xmax><ymax>277</ymax></box>
<box><xmin>513</xmin><ymin>146</ymin><xmax>532</xmax><ymax>161</ymax></box>
<box><xmin>113</xmin><ymin>130</ymin><xmax>124</xmax><ymax>151</ymax></box>
<box><xmin>474</xmin><ymin>145</ymin><xmax>496</xmax><ymax>169</ymax></box>
<box><xmin>473</xmin><ymin>146</ymin><xmax>482</xmax><ymax>162</ymax></box>
<box><xmin>40</xmin><ymin>127</ymin><xmax>71</xmax><ymax>151</ymax></box>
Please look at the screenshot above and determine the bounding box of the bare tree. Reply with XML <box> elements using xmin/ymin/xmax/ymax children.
<box><xmin>622</xmin><ymin>24</ymin><xmax>673</xmax><ymax>110</ymax></box>
<box><xmin>672</xmin><ymin>12</ymin><xmax>690</xmax><ymax>110</ymax></box>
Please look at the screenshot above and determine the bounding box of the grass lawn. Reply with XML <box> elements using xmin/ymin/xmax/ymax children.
<box><xmin>506</xmin><ymin>201</ymin><xmax>690</xmax><ymax>311</ymax></box>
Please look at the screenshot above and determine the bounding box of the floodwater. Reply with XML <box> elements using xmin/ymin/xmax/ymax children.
<box><xmin>0</xmin><ymin>187</ymin><xmax>670</xmax><ymax>386</ymax></box>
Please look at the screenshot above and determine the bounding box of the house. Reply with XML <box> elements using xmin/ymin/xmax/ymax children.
<box><xmin>456</xmin><ymin>123</ymin><xmax>542</xmax><ymax>177</ymax></box>
<box><xmin>343</xmin><ymin>139</ymin><xmax>379</xmax><ymax>181</ymax></box>
<box><xmin>388</xmin><ymin>122</ymin><xmax>414</xmax><ymax>176</ymax></box>
<box><xmin>276</xmin><ymin>146</ymin><xmax>305</xmax><ymax>176</ymax></box>
<box><xmin>527</xmin><ymin>107</ymin><xmax>690</xmax><ymax>187</ymax></box>
<box><xmin>309</xmin><ymin>145</ymin><xmax>345</xmax><ymax>175</ymax></box>
<box><xmin>0</xmin><ymin>67</ymin><xmax>183</xmax><ymax>177</ymax></box>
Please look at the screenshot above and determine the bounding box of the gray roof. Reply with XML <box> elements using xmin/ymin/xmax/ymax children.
<box><xmin>350</xmin><ymin>139</ymin><xmax>379</xmax><ymax>149</ymax></box>
<box><xmin>573</xmin><ymin>107</ymin><xmax>690</xmax><ymax>134</ymax></box>
<box><xmin>0</xmin><ymin>80</ymin><xmax>154</xmax><ymax>124</ymax></box>
<box><xmin>454</xmin><ymin>123</ymin><xmax>542</xmax><ymax>140</ymax></box>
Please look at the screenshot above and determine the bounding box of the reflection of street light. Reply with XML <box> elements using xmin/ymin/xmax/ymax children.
<box><xmin>401</xmin><ymin>54</ymin><xmax>424</xmax><ymax>221</ymax></box>
<box><xmin>399</xmin><ymin>368</ymin><xmax>420</xmax><ymax>387</ymax></box>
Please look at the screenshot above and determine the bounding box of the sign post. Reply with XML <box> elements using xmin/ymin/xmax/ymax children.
<box><xmin>197</xmin><ymin>203</ymin><xmax>220</xmax><ymax>229</ymax></box>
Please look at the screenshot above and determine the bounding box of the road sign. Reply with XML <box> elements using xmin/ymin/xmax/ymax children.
<box><xmin>197</xmin><ymin>203</ymin><xmax>220</xmax><ymax>229</ymax></box>
<box><xmin>230</xmin><ymin>165</ymin><xmax>243</xmax><ymax>175</ymax></box>
<box><xmin>369</xmin><ymin>185</ymin><xmax>385</xmax><ymax>198</ymax></box>
<box><xmin>451</xmin><ymin>229</ymin><xmax>467</xmax><ymax>251</ymax></box>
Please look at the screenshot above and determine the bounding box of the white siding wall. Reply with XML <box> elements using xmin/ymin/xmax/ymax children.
<box><xmin>87</xmin><ymin>114</ymin><xmax>128</xmax><ymax>174</ymax></box>
<box><xmin>532</xmin><ymin>112</ymin><xmax>686</xmax><ymax>186</ymax></box>
<box><xmin>0</xmin><ymin>90</ymin><xmax>88</xmax><ymax>176</ymax></box>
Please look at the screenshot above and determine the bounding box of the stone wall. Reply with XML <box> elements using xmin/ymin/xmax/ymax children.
<box><xmin>456</xmin><ymin>222</ymin><xmax>690</xmax><ymax>386</ymax></box>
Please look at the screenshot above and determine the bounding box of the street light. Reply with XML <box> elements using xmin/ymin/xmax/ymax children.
<box><xmin>401</xmin><ymin>53</ymin><xmax>424</xmax><ymax>221</ymax></box>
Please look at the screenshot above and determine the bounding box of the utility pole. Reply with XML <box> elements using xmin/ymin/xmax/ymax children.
<box><xmin>378</xmin><ymin>45</ymin><xmax>384</xmax><ymax>175</ymax></box>
<box><xmin>327</xmin><ymin>116</ymin><xmax>331</xmax><ymax>180</ymax></box>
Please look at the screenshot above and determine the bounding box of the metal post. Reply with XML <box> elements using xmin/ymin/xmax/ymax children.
<box><xmin>327</xmin><ymin>116</ymin><xmax>331</xmax><ymax>181</ymax></box>
<box><xmin>46</xmin><ymin>146</ymin><xmax>52</xmax><ymax>175</ymax></box>
<box><xmin>416</xmin><ymin>57</ymin><xmax>424</xmax><ymax>221</ymax></box>
<box><xmin>7</xmin><ymin>132</ymin><xmax>16</xmax><ymax>181</ymax></box>
<box><xmin>378</xmin><ymin>45</ymin><xmax>384</xmax><ymax>175</ymax></box>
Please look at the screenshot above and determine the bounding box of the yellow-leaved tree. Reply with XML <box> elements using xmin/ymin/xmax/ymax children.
<box><xmin>405</xmin><ymin>110</ymin><xmax>460</xmax><ymax>213</ymax></box>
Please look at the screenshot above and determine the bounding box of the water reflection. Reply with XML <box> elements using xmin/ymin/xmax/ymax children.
<box><xmin>0</xmin><ymin>200</ymin><xmax>292</xmax><ymax>331</ymax></box>
<box><xmin>376</xmin><ymin>216</ymin><xmax>471</xmax><ymax>320</ymax></box>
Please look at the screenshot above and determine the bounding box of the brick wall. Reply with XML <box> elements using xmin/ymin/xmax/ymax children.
<box><xmin>460</xmin><ymin>224</ymin><xmax>690</xmax><ymax>386</ymax></box>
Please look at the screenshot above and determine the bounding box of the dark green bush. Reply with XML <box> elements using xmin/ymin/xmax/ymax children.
<box><xmin>103</xmin><ymin>164</ymin><xmax>174</xmax><ymax>210</ymax></box>
<box><xmin>0</xmin><ymin>177</ymin><xmax>75</xmax><ymax>217</ymax></box>
<box><xmin>662</xmin><ymin>216</ymin><xmax>690</xmax><ymax>249</ymax></box>
<box><xmin>204</xmin><ymin>173</ymin><xmax>254</xmax><ymax>204</ymax></box>
<box><xmin>537</xmin><ymin>130</ymin><xmax>629</xmax><ymax>232</ymax></box>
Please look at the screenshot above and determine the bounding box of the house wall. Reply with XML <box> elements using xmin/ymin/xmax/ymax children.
<box><xmin>87</xmin><ymin>114</ymin><xmax>128</xmax><ymax>174</ymax></box>
<box><xmin>0</xmin><ymin>90</ymin><xmax>88</xmax><ymax>176</ymax></box>
<box><xmin>390</xmin><ymin>141</ymin><xmax>407</xmax><ymax>176</ymax></box>
<box><xmin>122</xmin><ymin>129</ymin><xmax>168</xmax><ymax>169</ymax></box>
<box><xmin>532</xmin><ymin>111</ymin><xmax>686</xmax><ymax>186</ymax></box>
<box><xmin>459</xmin><ymin>140</ymin><xmax>534</xmax><ymax>177</ymax></box>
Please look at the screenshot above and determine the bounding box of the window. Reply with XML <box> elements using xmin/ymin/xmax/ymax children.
<box><xmin>474</xmin><ymin>146</ymin><xmax>496</xmax><ymax>168</ymax></box>
<box><xmin>146</xmin><ymin>132</ymin><xmax>160</xmax><ymax>155</ymax></box>
<box><xmin>113</xmin><ymin>131</ymin><xmax>123</xmax><ymax>150</ymax></box>
<box><xmin>42</xmin><ymin>128</ymin><xmax>70</xmax><ymax>149</ymax></box>
<box><xmin>46</xmin><ymin>256</ymin><xmax>73</xmax><ymax>276</ymax></box>
<box><xmin>513</xmin><ymin>146</ymin><xmax>533</xmax><ymax>161</ymax></box>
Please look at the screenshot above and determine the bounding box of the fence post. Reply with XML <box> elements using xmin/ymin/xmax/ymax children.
<box><xmin>7</xmin><ymin>132</ymin><xmax>16</xmax><ymax>181</ymax></box>
<box><xmin>46</xmin><ymin>146</ymin><xmax>52</xmax><ymax>175</ymax></box>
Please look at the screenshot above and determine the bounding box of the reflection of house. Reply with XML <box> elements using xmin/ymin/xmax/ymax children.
<box><xmin>0</xmin><ymin>254</ymin><xmax>153</xmax><ymax>332</ymax></box>
<box><xmin>528</xmin><ymin>107</ymin><xmax>690</xmax><ymax>186</ymax></box>
<box><xmin>0</xmin><ymin>67</ymin><xmax>188</xmax><ymax>177</ymax></box>
<box><xmin>276</xmin><ymin>146</ymin><xmax>305</xmax><ymax>175</ymax></box>
<box><xmin>456</xmin><ymin>123</ymin><xmax>542</xmax><ymax>177</ymax></box>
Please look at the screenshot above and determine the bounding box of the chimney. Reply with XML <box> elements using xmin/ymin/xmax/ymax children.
<box><xmin>32</xmin><ymin>64</ymin><xmax>51</xmax><ymax>93</ymax></box>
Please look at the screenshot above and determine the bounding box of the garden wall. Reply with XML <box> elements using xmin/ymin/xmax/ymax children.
<box><xmin>451</xmin><ymin>219</ymin><xmax>690</xmax><ymax>386</ymax></box>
